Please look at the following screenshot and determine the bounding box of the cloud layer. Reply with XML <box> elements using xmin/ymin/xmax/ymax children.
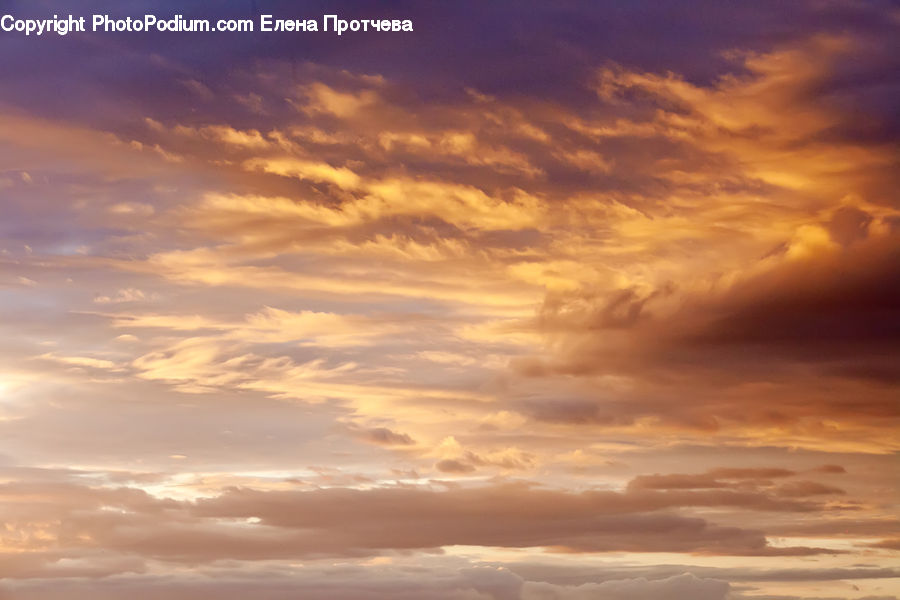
<box><xmin>0</xmin><ymin>1</ymin><xmax>897</xmax><ymax>598</ymax></box>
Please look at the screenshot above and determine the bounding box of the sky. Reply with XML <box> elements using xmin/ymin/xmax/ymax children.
<box><xmin>0</xmin><ymin>1</ymin><xmax>898</xmax><ymax>598</ymax></box>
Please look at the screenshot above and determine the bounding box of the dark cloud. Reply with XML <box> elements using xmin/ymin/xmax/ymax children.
<box><xmin>0</xmin><ymin>566</ymin><xmax>738</xmax><ymax>600</ymax></box>
<box><xmin>435</xmin><ymin>458</ymin><xmax>477</xmax><ymax>474</ymax></box>
<box><xmin>629</xmin><ymin>468</ymin><xmax>797</xmax><ymax>491</ymax></box>
<box><xmin>815</xmin><ymin>464</ymin><xmax>846</xmax><ymax>474</ymax></box>
<box><xmin>359</xmin><ymin>426</ymin><xmax>416</xmax><ymax>446</ymax></box>
<box><xmin>516</xmin><ymin>230</ymin><xmax>900</xmax><ymax>436</ymax></box>
<box><xmin>2</xmin><ymin>0</ymin><xmax>897</xmax><ymax>131</ymax></box>
<box><xmin>869</xmin><ymin>538</ymin><xmax>900</xmax><ymax>550</ymax></box>
<box><xmin>191</xmin><ymin>482</ymin><xmax>836</xmax><ymax>556</ymax></box>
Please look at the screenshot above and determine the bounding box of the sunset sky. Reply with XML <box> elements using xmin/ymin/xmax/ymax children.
<box><xmin>0</xmin><ymin>1</ymin><xmax>898</xmax><ymax>598</ymax></box>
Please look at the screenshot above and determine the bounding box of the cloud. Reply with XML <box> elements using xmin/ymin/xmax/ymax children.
<box><xmin>190</xmin><ymin>482</ymin><xmax>836</xmax><ymax>557</ymax></box>
<box><xmin>521</xmin><ymin>573</ymin><xmax>729</xmax><ymax>600</ymax></box>
<box><xmin>0</xmin><ymin>4</ymin><xmax>896</xmax><ymax>598</ymax></box>
<box><xmin>94</xmin><ymin>288</ymin><xmax>150</xmax><ymax>304</ymax></box>
<box><xmin>515</xmin><ymin>228</ymin><xmax>900</xmax><ymax>450</ymax></box>
<box><xmin>357</xmin><ymin>427</ymin><xmax>416</xmax><ymax>447</ymax></box>
<box><xmin>629</xmin><ymin>468</ymin><xmax>797</xmax><ymax>491</ymax></box>
<box><xmin>0</xmin><ymin>476</ymin><xmax>840</xmax><ymax>572</ymax></box>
